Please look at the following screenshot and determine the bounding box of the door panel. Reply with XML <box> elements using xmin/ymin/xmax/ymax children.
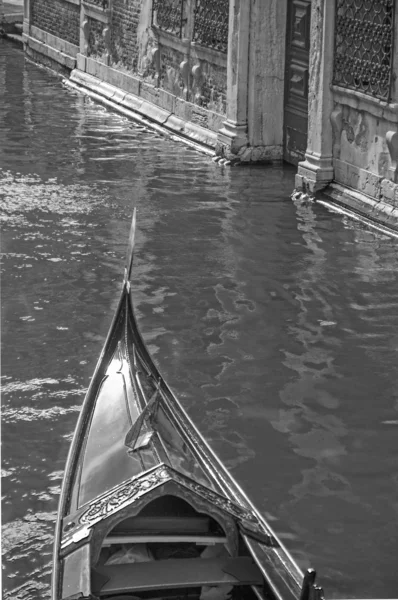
<box><xmin>284</xmin><ymin>0</ymin><xmax>311</xmax><ymax>165</ymax></box>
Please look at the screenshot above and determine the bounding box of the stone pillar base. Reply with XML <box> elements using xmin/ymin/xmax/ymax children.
<box><xmin>295</xmin><ymin>151</ymin><xmax>334</xmax><ymax>193</ymax></box>
<box><xmin>216</xmin><ymin>119</ymin><xmax>248</xmax><ymax>161</ymax></box>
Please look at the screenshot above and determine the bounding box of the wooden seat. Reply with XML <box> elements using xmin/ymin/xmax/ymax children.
<box><xmin>111</xmin><ymin>515</ymin><xmax>212</xmax><ymax>535</ymax></box>
<box><xmin>103</xmin><ymin>534</ymin><xmax>227</xmax><ymax>545</ymax></box>
<box><xmin>94</xmin><ymin>557</ymin><xmax>263</xmax><ymax>595</ymax></box>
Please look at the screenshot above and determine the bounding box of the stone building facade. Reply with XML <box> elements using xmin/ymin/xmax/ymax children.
<box><xmin>22</xmin><ymin>0</ymin><xmax>398</xmax><ymax>227</ymax></box>
<box><xmin>294</xmin><ymin>0</ymin><xmax>398</xmax><ymax>228</ymax></box>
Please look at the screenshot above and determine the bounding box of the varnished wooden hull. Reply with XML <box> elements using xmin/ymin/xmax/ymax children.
<box><xmin>52</xmin><ymin>213</ymin><xmax>324</xmax><ymax>600</ymax></box>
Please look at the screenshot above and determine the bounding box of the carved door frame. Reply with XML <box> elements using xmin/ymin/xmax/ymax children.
<box><xmin>283</xmin><ymin>0</ymin><xmax>311</xmax><ymax>165</ymax></box>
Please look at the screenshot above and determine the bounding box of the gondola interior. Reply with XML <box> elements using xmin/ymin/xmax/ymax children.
<box><xmin>62</xmin><ymin>494</ymin><xmax>265</xmax><ymax>600</ymax></box>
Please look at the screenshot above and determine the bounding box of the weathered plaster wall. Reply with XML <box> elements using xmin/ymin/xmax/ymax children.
<box><xmin>294</xmin><ymin>0</ymin><xmax>398</xmax><ymax>229</ymax></box>
<box><xmin>70</xmin><ymin>0</ymin><xmax>227</xmax><ymax>146</ymax></box>
<box><xmin>78</xmin><ymin>0</ymin><xmax>228</xmax><ymax>138</ymax></box>
<box><xmin>20</xmin><ymin>0</ymin><xmax>229</xmax><ymax>155</ymax></box>
<box><xmin>328</xmin><ymin>5</ymin><xmax>398</xmax><ymax>216</ymax></box>
<box><xmin>247</xmin><ymin>0</ymin><xmax>287</xmax><ymax>161</ymax></box>
<box><xmin>331</xmin><ymin>92</ymin><xmax>398</xmax><ymax>208</ymax></box>
<box><xmin>87</xmin><ymin>16</ymin><xmax>106</xmax><ymax>61</ymax></box>
<box><xmin>31</xmin><ymin>0</ymin><xmax>79</xmax><ymax>45</ymax></box>
<box><xmin>159</xmin><ymin>44</ymin><xmax>185</xmax><ymax>97</ymax></box>
<box><xmin>192</xmin><ymin>57</ymin><xmax>227</xmax><ymax>114</ymax></box>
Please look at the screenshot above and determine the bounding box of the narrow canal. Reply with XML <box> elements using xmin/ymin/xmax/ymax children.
<box><xmin>1</xmin><ymin>42</ymin><xmax>398</xmax><ymax>600</ymax></box>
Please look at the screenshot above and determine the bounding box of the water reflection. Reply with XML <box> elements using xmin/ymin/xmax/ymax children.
<box><xmin>1</xmin><ymin>42</ymin><xmax>398</xmax><ymax>600</ymax></box>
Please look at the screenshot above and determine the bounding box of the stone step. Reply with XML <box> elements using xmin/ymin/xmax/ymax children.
<box><xmin>14</xmin><ymin>22</ymin><xmax>22</xmax><ymax>33</ymax></box>
<box><xmin>4</xmin><ymin>32</ymin><xmax>23</xmax><ymax>45</ymax></box>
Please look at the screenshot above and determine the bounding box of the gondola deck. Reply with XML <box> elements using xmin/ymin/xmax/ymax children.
<box><xmin>52</xmin><ymin>211</ymin><xmax>325</xmax><ymax>600</ymax></box>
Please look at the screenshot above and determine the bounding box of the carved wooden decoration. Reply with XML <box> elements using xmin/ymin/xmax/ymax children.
<box><xmin>60</xmin><ymin>463</ymin><xmax>270</xmax><ymax>552</ymax></box>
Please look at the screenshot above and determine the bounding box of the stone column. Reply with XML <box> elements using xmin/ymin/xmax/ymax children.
<box><xmin>23</xmin><ymin>0</ymin><xmax>30</xmax><ymax>39</ymax></box>
<box><xmin>76</xmin><ymin>1</ymin><xmax>89</xmax><ymax>72</ymax></box>
<box><xmin>295</xmin><ymin>0</ymin><xmax>335</xmax><ymax>193</ymax></box>
<box><xmin>382</xmin><ymin>7</ymin><xmax>398</xmax><ymax>202</ymax></box>
<box><xmin>247</xmin><ymin>0</ymin><xmax>287</xmax><ymax>162</ymax></box>
<box><xmin>392</xmin><ymin>2</ymin><xmax>398</xmax><ymax>104</ymax></box>
<box><xmin>216</xmin><ymin>0</ymin><xmax>250</xmax><ymax>160</ymax></box>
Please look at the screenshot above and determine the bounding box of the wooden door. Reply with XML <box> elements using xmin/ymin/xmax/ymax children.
<box><xmin>283</xmin><ymin>0</ymin><xmax>311</xmax><ymax>165</ymax></box>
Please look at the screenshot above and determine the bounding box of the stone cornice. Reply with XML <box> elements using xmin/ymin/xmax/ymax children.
<box><xmin>151</xmin><ymin>26</ymin><xmax>190</xmax><ymax>54</ymax></box>
<box><xmin>332</xmin><ymin>85</ymin><xmax>398</xmax><ymax>123</ymax></box>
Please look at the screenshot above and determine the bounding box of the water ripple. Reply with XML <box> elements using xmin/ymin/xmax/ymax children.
<box><xmin>2</xmin><ymin>41</ymin><xmax>398</xmax><ymax>599</ymax></box>
<box><xmin>2</xmin><ymin>405</ymin><xmax>81</xmax><ymax>423</ymax></box>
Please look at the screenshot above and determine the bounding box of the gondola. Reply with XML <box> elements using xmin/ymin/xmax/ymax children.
<box><xmin>52</xmin><ymin>211</ymin><xmax>325</xmax><ymax>600</ymax></box>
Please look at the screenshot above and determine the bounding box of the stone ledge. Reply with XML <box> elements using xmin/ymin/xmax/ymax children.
<box><xmin>332</xmin><ymin>85</ymin><xmax>398</xmax><ymax>123</ymax></box>
<box><xmin>190</xmin><ymin>42</ymin><xmax>227</xmax><ymax>67</ymax></box>
<box><xmin>67</xmin><ymin>69</ymin><xmax>217</xmax><ymax>154</ymax></box>
<box><xmin>321</xmin><ymin>182</ymin><xmax>398</xmax><ymax>232</ymax></box>
<box><xmin>82</xmin><ymin>1</ymin><xmax>110</xmax><ymax>20</ymax></box>
<box><xmin>25</xmin><ymin>34</ymin><xmax>76</xmax><ymax>70</ymax></box>
<box><xmin>70</xmin><ymin>69</ymin><xmax>100</xmax><ymax>90</ymax></box>
<box><xmin>334</xmin><ymin>159</ymin><xmax>383</xmax><ymax>201</ymax></box>
<box><xmin>85</xmin><ymin>57</ymin><xmax>141</xmax><ymax>96</ymax></box>
<box><xmin>381</xmin><ymin>179</ymin><xmax>398</xmax><ymax>207</ymax></box>
<box><xmin>74</xmin><ymin>56</ymin><xmax>224</xmax><ymax>135</ymax></box>
<box><xmin>152</xmin><ymin>27</ymin><xmax>190</xmax><ymax>54</ymax></box>
<box><xmin>24</xmin><ymin>43</ymin><xmax>73</xmax><ymax>77</ymax></box>
<box><xmin>123</xmin><ymin>93</ymin><xmax>144</xmax><ymax>113</ymax></box>
<box><xmin>30</xmin><ymin>25</ymin><xmax>78</xmax><ymax>58</ymax></box>
<box><xmin>183</xmin><ymin>120</ymin><xmax>217</xmax><ymax>147</ymax></box>
<box><xmin>3</xmin><ymin>32</ymin><xmax>23</xmax><ymax>44</ymax></box>
<box><xmin>140</xmin><ymin>99</ymin><xmax>170</xmax><ymax>124</ymax></box>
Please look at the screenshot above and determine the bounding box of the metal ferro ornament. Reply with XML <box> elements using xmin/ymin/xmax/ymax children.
<box><xmin>192</xmin><ymin>0</ymin><xmax>229</xmax><ymax>53</ymax></box>
<box><xmin>333</xmin><ymin>0</ymin><xmax>395</xmax><ymax>100</ymax></box>
<box><xmin>152</xmin><ymin>0</ymin><xmax>185</xmax><ymax>37</ymax></box>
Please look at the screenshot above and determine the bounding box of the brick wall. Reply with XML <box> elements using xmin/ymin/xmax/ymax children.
<box><xmin>31</xmin><ymin>0</ymin><xmax>80</xmax><ymax>46</ymax></box>
<box><xmin>110</xmin><ymin>0</ymin><xmax>142</xmax><ymax>70</ymax></box>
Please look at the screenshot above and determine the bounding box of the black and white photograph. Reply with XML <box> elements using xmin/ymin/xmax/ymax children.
<box><xmin>1</xmin><ymin>2</ymin><xmax>398</xmax><ymax>600</ymax></box>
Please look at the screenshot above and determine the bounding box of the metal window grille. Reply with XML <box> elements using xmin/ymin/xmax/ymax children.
<box><xmin>192</xmin><ymin>0</ymin><xmax>229</xmax><ymax>53</ymax></box>
<box><xmin>333</xmin><ymin>0</ymin><xmax>395</xmax><ymax>101</ymax></box>
<box><xmin>152</xmin><ymin>0</ymin><xmax>185</xmax><ymax>37</ymax></box>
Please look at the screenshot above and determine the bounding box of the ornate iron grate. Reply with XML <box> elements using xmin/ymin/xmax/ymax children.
<box><xmin>333</xmin><ymin>0</ymin><xmax>395</xmax><ymax>101</ymax></box>
<box><xmin>192</xmin><ymin>0</ymin><xmax>229</xmax><ymax>53</ymax></box>
<box><xmin>152</xmin><ymin>0</ymin><xmax>185</xmax><ymax>37</ymax></box>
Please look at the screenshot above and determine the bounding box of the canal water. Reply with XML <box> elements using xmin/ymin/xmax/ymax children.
<box><xmin>1</xmin><ymin>42</ymin><xmax>398</xmax><ymax>599</ymax></box>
